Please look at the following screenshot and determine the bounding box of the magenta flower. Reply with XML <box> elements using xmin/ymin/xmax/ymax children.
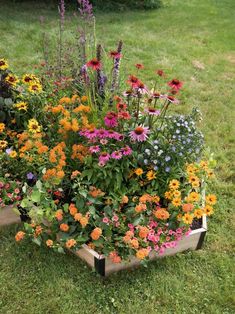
<box><xmin>102</xmin><ymin>217</ymin><xmax>110</xmax><ymax>224</ymax></box>
<box><xmin>111</xmin><ymin>151</ymin><xmax>122</xmax><ymax>160</ymax></box>
<box><xmin>89</xmin><ymin>145</ymin><xmax>100</xmax><ymax>153</ymax></box>
<box><xmin>168</xmin><ymin>79</ymin><xmax>183</xmax><ymax>91</ymax></box>
<box><xmin>104</xmin><ymin>112</ymin><xmax>118</xmax><ymax>128</ymax></box>
<box><xmin>97</xmin><ymin>129</ymin><xmax>109</xmax><ymax>139</ymax></box>
<box><xmin>99</xmin><ymin>152</ymin><xmax>110</xmax><ymax>164</ymax></box>
<box><xmin>129</xmin><ymin>126</ymin><xmax>150</xmax><ymax>142</ymax></box>
<box><xmin>121</xmin><ymin>146</ymin><xmax>132</xmax><ymax>156</ymax></box>
<box><xmin>80</xmin><ymin>129</ymin><xmax>98</xmax><ymax>140</ymax></box>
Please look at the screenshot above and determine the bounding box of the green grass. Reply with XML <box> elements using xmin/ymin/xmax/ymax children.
<box><xmin>1</xmin><ymin>0</ymin><xmax>235</xmax><ymax>313</ymax></box>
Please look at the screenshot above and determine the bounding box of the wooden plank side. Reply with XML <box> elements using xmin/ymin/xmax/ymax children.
<box><xmin>0</xmin><ymin>206</ymin><xmax>21</xmax><ymax>227</ymax></box>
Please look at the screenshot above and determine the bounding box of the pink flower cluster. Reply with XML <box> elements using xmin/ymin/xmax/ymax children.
<box><xmin>98</xmin><ymin>146</ymin><xmax>132</xmax><ymax>166</ymax></box>
<box><xmin>79</xmin><ymin>128</ymin><xmax>124</xmax><ymax>141</ymax></box>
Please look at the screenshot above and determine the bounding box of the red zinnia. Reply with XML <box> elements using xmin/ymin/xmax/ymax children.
<box><xmin>135</xmin><ymin>63</ymin><xmax>144</xmax><ymax>70</ymax></box>
<box><xmin>86</xmin><ymin>58</ymin><xmax>101</xmax><ymax>71</ymax></box>
<box><xmin>168</xmin><ymin>79</ymin><xmax>183</xmax><ymax>91</ymax></box>
<box><xmin>109</xmin><ymin>51</ymin><xmax>122</xmax><ymax>59</ymax></box>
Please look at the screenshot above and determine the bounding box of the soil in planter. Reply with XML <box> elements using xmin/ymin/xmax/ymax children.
<box><xmin>191</xmin><ymin>218</ymin><xmax>202</xmax><ymax>230</ymax></box>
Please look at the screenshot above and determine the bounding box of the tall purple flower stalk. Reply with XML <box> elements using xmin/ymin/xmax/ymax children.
<box><xmin>77</xmin><ymin>0</ymin><xmax>93</xmax><ymax>20</ymax></box>
<box><xmin>96</xmin><ymin>44</ymin><xmax>107</xmax><ymax>98</ymax></box>
<box><xmin>110</xmin><ymin>40</ymin><xmax>123</xmax><ymax>105</ymax></box>
<box><xmin>58</xmin><ymin>0</ymin><xmax>65</xmax><ymax>26</ymax></box>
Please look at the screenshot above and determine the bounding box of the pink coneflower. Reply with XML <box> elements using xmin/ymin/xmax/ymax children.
<box><xmin>152</xmin><ymin>92</ymin><xmax>162</xmax><ymax>99</ymax></box>
<box><xmin>121</xmin><ymin>146</ymin><xmax>132</xmax><ymax>156</ymax></box>
<box><xmin>84</xmin><ymin>129</ymin><xmax>98</xmax><ymax>139</ymax></box>
<box><xmin>144</xmin><ymin>107</ymin><xmax>161</xmax><ymax>116</ymax></box>
<box><xmin>136</xmin><ymin>81</ymin><xmax>148</xmax><ymax>94</ymax></box>
<box><xmin>89</xmin><ymin>145</ymin><xmax>100</xmax><ymax>153</ymax></box>
<box><xmin>86</xmin><ymin>58</ymin><xmax>101</xmax><ymax>70</ymax></box>
<box><xmin>99</xmin><ymin>152</ymin><xmax>110</xmax><ymax>164</ymax></box>
<box><xmin>156</xmin><ymin>69</ymin><xmax>166</xmax><ymax>77</ymax></box>
<box><xmin>118</xmin><ymin>111</ymin><xmax>131</xmax><ymax>120</ymax></box>
<box><xmin>116</xmin><ymin>102</ymin><xmax>127</xmax><ymax>111</ymax></box>
<box><xmin>111</xmin><ymin>151</ymin><xmax>122</xmax><ymax>160</ymax></box>
<box><xmin>127</xmin><ymin>75</ymin><xmax>140</xmax><ymax>88</ymax></box>
<box><xmin>168</xmin><ymin>79</ymin><xmax>183</xmax><ymax>91</ymax></box>
<box><xmin>129</xmin><ymin>126</ymin><xmax>150</xmax><ymax>142</ymax></box>
<box><xmin>109</xmin><ymin>50</ymin><xmax>122</xmax><ymax>59</ymax></box>
<box><xmin>135</xmin><ymin>63</ymin><xmax>144</xmax><ymax>69</ymax></box>
<box><xmin>165</xmin><ymin>95</ymin><xmax>180</xmax><ymax>104</ymax></box>
<box><xmin>104</xmin><ymin>112</ymin><xmax>118</xmax><ymax>128</ymax></box>
<box><xmin>106</xmin><ymin>130</ymin><xmax>120</xmax><ymax>140</ymax></box>
<box><xmin>97</xmin><ymin>128</ymin><xmax>109</xmax><ymax>139</ymax></box>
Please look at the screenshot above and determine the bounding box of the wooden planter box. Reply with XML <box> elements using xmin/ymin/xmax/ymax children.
<box><xmin>74</xmin><ymin>215</ymin><xmax>207</xmax><ymax>276</ymax></box>
<box><xmin>0</xmin><ymin>206</ymin><xmax>21</xmax><ymax>227</ymax></box>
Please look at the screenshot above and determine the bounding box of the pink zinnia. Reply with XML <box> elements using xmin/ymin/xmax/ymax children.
<box><xmin>99</xmin><ymin>152</ymin><xmax>110</xmax><ymax>164</ymax></box>
<box><xmin>104</xmin><ymin>112</ymin><xmax>118</xmax><ymax>128</ymax></box>
<box><xmin>111</xmin><ymin>151</ymin><xmax>122</xmax><ymax>160</ymax></box>
<box><xmin>168</xmin><ymin>79</ymin><xmax>183</xmax><ymax>91</ymax></box>
<box><xmin>121</xmin><ymin>146</ymin><xmax>132</xmax><ymax>156</ymax></box>
<box><xmin>112</xmin><ymin>215</ymin><xmax>119</xmax><ymax>222</ymax></box>
<box><xmin>102</xmin><ymin>217</ymin><xmax>109</xmax><ymax>224</ymax></box>
<box><xmin>144</xmin><ymin>107</ymin><xmax>160</xmax><ymax>116</ymax></box>
<box><xmin>89</xmin><ymin>145</ymin><xmax>100</xmax><ymax>153</ymax></box>
<box><xmin>86</xmin><ymin>58</ymin><xmax>101</xmax><ymax>71</ymax></box>
<box><xmin>129</xmin><ymin>126</ymin><xmax>150</xmax><ymax>142</ymax></box>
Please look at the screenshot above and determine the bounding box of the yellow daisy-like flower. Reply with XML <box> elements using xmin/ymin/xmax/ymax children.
<box><xmin>152</xmin><ymin>195</ymin><xmax>160</xmax><ymax>203</ymax></box>
<box><xmin>187</xmin><ymin>192</ymin><xmax>200</xmax><ymax>203</ymax></box>
<box><xmin>172</xmin><ymin>197</ymin><xmax>181</xmax><ymax>207</ymax></box>
<box><xmin>164</xmin><ymin>191</ymin><xmax>173</xmax><ymax>200</ymax></box>
<box><xmin>28</xmin><ymin>119</ymin><xmax>41</xmax><ymax>133</ymax></box>
<box><xmin>203</xmin><ymin>205</ymin><xmax>214</xmax><ymax>216</ymax></box>
<box><xmin>169</xmin><ymin>179</ymin><xmax>180</xmax><ymax>190</ymax></box>
<box><xmin>9</xmin><ymin>150</ymin><xmax>17</xmax><ymax>158</ymax></box>
<box><xmin>0</xmin><ymin>123</ymin><xmax>5</xmax><ymax>133</ymax></box>
<box><xmin>28</xmin><ymin>82</ymin><xmax>42</xmax><ymax>93</ymax></box>
<box><xmin>0</xmin><ymin>58</ymin><xmax>9</xmax><ymax>70</ymax></box>
<box><xmin>135</xmin><ymin>168</ymin><xmax>143</xmax><ymax>176</ymax></box>
<box><xmin>146</xmin><ymin>170</ymin><xmax>156</xmax><ymax>181</ymax></box>
<box><xmin>173</xmin><ymin>190</ymin><xmax>181</xmax><ymax>198</ymax></box>
<box><xmin>14</xmin><ymin>102</ymin><xmax>28</xmax><ymax>111</ymax></box>
<box><xmin>206</xmin><ymin>194</ymin><xmax>217</xmax><ymax>205</ymax></box>
<box><xmin>0</xmin><ymin>140</ymin><xmax>8</xmax><ymax>150</ymax></box>
<box><xmin>186</xmin><ymin>163</ymin><xmax>197</xmax><ymax>175</ymax></box>
<box><xmin>182</xmin><ymin>213</ymin><xmax>193</xmax><ymax>225</ymax></box>
<box><xmin>22</xmin><ymin>74</ymin><xmax>39</xmax><ymax>84</ymax></box>
<box><xmin>192</xmin><ymin>181</ymin><xmax>200</xmax><ymax>188</ymax></box>
<box><xmin>193</xmin><ymin>208</ymin><xmax>203</xmax><ymax>219</ymax></box>
<box><xmin>199</xmin><ymin>160</ymin><xmax>208</xmax><ymax>170</ymax></box>
<box><xmin>189</xmin><ymin>175</ymin><xmax>200</xmax><ymax>185</ymax></box>
<box><xmin>5</xmin><ymin>74</ymin><xmax>19</xmax><ymax>86</ymax></box>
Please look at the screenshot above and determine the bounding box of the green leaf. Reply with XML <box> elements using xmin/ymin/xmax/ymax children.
<box><xmin>32</xmin><ymin>237</ymin><xmax>41</xmax><ymax>246</ymax></box>
<box><xmin>58</xmin><ymin>247</ymin><xmax>65</xmax><ymax>254</ymax></box>
<box><xmin>31</xmin><ymin>190</ymin><xmax>41</xmax><ymax>203</ymax></box>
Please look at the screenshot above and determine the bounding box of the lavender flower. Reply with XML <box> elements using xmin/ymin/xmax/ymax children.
<box><xmin>27</xmin><ymin>172</ymin><xmax>35</xmax><ymax>180</ymax></box>
<box><xmin>58</xmin><ymin>0</ymin><xmax>65</xmax><ymax>26</ymax></box>
<box><xmin>110</xmin><ymin>40</ymin><xmax>123</xmax><ymax>105</ymax></box>
<box><xmin>78</xmin><ymin>0</ymin><xmax>93</xmax><ymax>20</ymax></box>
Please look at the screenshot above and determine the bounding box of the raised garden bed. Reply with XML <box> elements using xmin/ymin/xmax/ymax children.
<box><xmin>73</xmin><ymin>215</ymin><xmax>207</xmax><ymax>276</ymax></box>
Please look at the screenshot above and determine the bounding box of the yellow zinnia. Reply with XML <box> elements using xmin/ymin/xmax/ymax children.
<box><xmin>193</xmin><ymin>208</ymin><xmax>203</xmax><ymax>219</ymax></box>
<box><xmin>9</xmin><ymin>150</ymin><xmax>17</xmax><ymax>158</ymax></box>
<box><xmin>146</xmin><ymin>170</ymin><xmax>156</xmax><ymax>181</ymax></box>
<box><xmin>135</xmin><ymin>168</ymin><xmax>143</xmax><ymax>176</ymax></box>
<box><xmin>0</xmin><ymin>123</ymin><xmax>5</xmax><ymax>133</ymax></box>
<box><xmin>172</xmin><ymin>197</ymin><xmax>181</xmax><ymax>207</ymax></box>
<box><xmin>169</xmin><ymin>179</ymin><xmax>180</xmax><ymax>190</ymax></box>
<box><xmin>206</xmin><ymin>194</ymin><xmax>217</xmax><ymax>205</ymax></box>
<box><xmin>14</xmin><ymin>102</ymin><xmax>28</xmax><ymax>111</ymax></box>
<box><xmin>182</xmin><ymin>213</ymin><xmax>193</xmax><ymax>225</ymax></box>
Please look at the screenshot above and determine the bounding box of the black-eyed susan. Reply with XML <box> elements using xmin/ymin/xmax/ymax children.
<box><xmin>0</xmin><ymin>140</ymin><xmax>8</xmax><ymax>150</ymax></box>
<box><xmin>193</xmin><ymin>208</ymin><xmax>203</xmax><ymax>219</ymax></box>
<box><xmin>172</xmin><ymin>197</ymin><xmax>181</xmax><ymax>207</ymax></box>
<box><xmin>203</xmin><ymin>205</ymin><xmax>214</xmax><ymax>216</ymax></box>
<box><xmin>182</xmin><ymin>213</ymin><xmax>193</xmax><ymax>224</ymax></box>
<box><xmin>164</xmin><ymin>191</ymin><xmax>173</xmax><ymax>200</ymax></box>
<box><xmin>0</xmin><ymin>58</ymin><xmax>8</xmax><ymax>70</ymax></box>
<box><xmin>14</xmin><ymin>102</ymin><xmax>28</xmax><ymax>111</ymax></box>
<box><xmin>28</xmin><ymin>119</ymin><xmax>41</xmax><ymax>133</ymax></box>
<box><xmin>0</xmin><ymin>123</ymin><xmax>5</xmax><ymax>133</ymax></box>
<box><xmin>187</xmin><ymin>191</ymin><xmax>200</xmax><ymax>203</ymax></box>
<box><xmin>189</xmin><ymin>175</ymin><xmax>200</xmax><ymax>184</ymax></box>
<box><xmin>146</xmin><ymin>170</ymin><xmax>156</xmax><ymax>181</ymax></box>
<box><xmin>206</xmin><ymin>194</ymin><xmax>217</xmax><ymax>205</ymax></box>
<box><xmin>169</xmin><ymin>179</ymin><xmax>180</xmax><ymax>190</ymax></box>
<box><xmin>186</xmin><ymin>163</ymin><xmax>197</xmax><ymax>175</ymax></box>
<box><xmin>28</xmin><ymin>82</ymin><xmax>42</xmax><ymax>93</ymax></box>
<box><xmin>135</xmin><ymin>168</ymin><xmax>143</xmax><ymax>176</ymax></box>
<box><xmin>5</xmin><ymin>74</ymin><xmax>19</xmax><ymax>86</ymax></box>
<box><xmin>22</xmin><ymin>74</ymin><xmax>39</xmax><ymax>84</ymax></box>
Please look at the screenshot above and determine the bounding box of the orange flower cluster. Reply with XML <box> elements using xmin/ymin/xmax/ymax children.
<box><xmin>136</xmin><ymin>248</ymin><xmax>149</xmax><ymax>260</ymax></box>
<box><xmin>154</xmin><ymin>208</ymin><xmax>170</xmax><ymax>220</ymax></box>
<box><xmin>65</xmin><ymin>239</ymin><xmax>77</xmax><ymax>249</ymax></box>
<box><xmin>90</xmin><ymin>227</ymin><xmax>102</xmax><ymax>240</ymax></box>
<box><xmin>89</xmin><ymin>186</ymin><xmax>105</xmax><ymax>198</ymax></box>
<box><xmin>71</xmin><ymin>144</ymin><xmax>89</xmax><ymax>161</ymax></box>
<box><xmin>15</xmin><ymin>231</ymin><xmax>25</xmax><ymax>242</ymax></box>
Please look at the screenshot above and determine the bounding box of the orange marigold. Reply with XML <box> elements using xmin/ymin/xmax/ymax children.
<box><xmin>154</xmin><ymin>208</ymin><xmax>170</xmax><ymax>220</ymax></box>
<box><xmin>138</xmin><ymin>226</ymin><xmax>149</xmax><ymax>239</ymax></box>
<box><xmin>65</xmin><ymin>239</ymin><xmax>77</xmax><ymax>249</ymax></box>
<box><xmin>136</xmin><ymin>248</ymin><xmax>149</xmax><ymax>260</ymax></box>
<box><xmin>46</xmin><ymin>239</ymin><xmax>53</xmax><ymax>247</ymax></box>
<box><xmin>15</xmin><ymin>231</ymin><xmax>25</xmax><ymax>242</ymax></box>
<box><xmin>90</xmin><ymin>227</ymin><xmax>102</xmax><ymax>241</ymax></box>
<box><xmin>60</xmin><ymin>223</ymin><xmax>69</xmax><ymax>232</ymax></box>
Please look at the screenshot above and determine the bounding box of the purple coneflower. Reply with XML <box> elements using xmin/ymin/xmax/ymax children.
<box><xmin>111</xmin><ymin>151</ymin><xmax>122</xmax><ymax>160</ymax></box>
<box><xmin>104</xmin><ymin>112</ymin><xmax>118</xmax><ymax>128</ymax></box>
<box><xmin>121</xmin><ymin>146</ymin><xmax>132</xmax><ymax>156</ymax></box>
<box><xmin>83</xmin><ymin>129</ymin><xmax>98</xmax><ymax>140</ymax></box>
<box><xmin>129</xmin><ymin>126</ymin><xmax>150</xmax><ymax>142</ymax></box>
<box><xmin>99</xmin><ymin>152</ymin><xmax>110</xmax><ymax>164</ymax></box>
<box><xmin>97</xmin><ymin>129</ymin><xmax>109</xmax><ymax>139</ymax></box>
<box><xmin>89</xmin><ymin>146</ymin><xmax>100</xmax><ymax>153</ymax></box>
<box><xmin>144</xmin><ymin>107</ymin><xmax>161</xmax><ymax>116</ymax></box>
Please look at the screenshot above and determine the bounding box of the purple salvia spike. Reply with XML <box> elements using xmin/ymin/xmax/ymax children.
<box><xmin>110</xmin><ymin>40</ymin><xmax>123</xmax><ymax>106</ymax></box>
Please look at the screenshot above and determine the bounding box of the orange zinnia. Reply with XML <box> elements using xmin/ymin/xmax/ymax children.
<box><xmin>90</xmin><ymin>227</ymin><xmax>102</xmax><ymax>241</ymax></box>
<box><xmin>60</xmin><ymin>223</ymin><xmax>69</xmax><ymax>232</ymax></box>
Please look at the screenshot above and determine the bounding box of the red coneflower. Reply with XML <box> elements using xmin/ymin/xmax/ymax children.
<box><xmin>86</xmin><ymin>58</ymin><xmax>102</xmax><ymax>71</ymax></box>
<box><xmin>168</xmin><ymin>79</ymin><xmax>183</xmax><ymax>91</ymax></box>
<box><xmin>165</xmin><ymin>95</ymin><xmax>180</xmax><ymax>104</ymax></box>
<box><xmin>156</xmin><ymin>69</ymin><xmax>166</xmax><ymax>77</ymax></box>
<box><xmin>127</xmin><ymin>75</ymin><xmax>140</xmax><ymax>88</ymax></box>
<box><xmin>152</xmin><ymin>92</ymin><xmax>162</xmax><ymax>99</ymax></box>
<box><xmin>109</xmin><ymin>51</ymin><xmax>122</xmax><ymax>59</ymax></box>
<box><xmin>135</xmin><ymin>63</ymin><xmax>144</xmax><ymax>70</ymax></box>
<box><xmin>116</xmin><ymin>102</ymin><xmax>127</xmax><ymax>111</ymax></box>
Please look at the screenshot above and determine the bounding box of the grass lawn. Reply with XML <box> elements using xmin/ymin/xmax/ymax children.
<box><xmin>0</xmin><ymin>0</ymin><xmax>235</xmax><ymax>313</ymax></box>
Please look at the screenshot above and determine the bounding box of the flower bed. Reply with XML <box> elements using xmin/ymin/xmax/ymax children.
<box><xmin>0</xmin><ymin>1</ymin><xmax>217</xmax><ymax>274</ymax></box>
